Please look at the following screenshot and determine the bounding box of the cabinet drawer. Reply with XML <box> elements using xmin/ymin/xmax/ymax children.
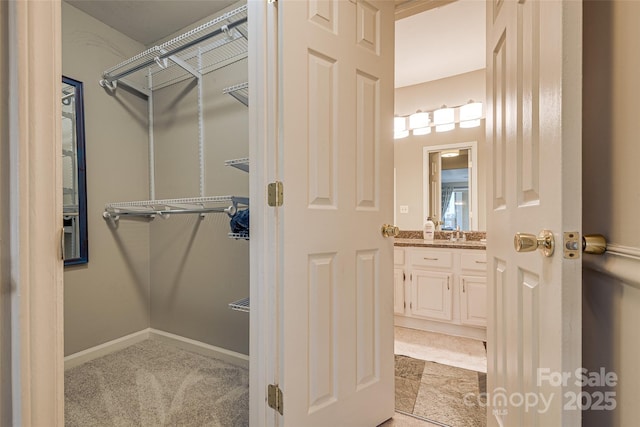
<box><xmin>394</xmin><ymin>248</ymin><xmax>405</xmax><ymax>266</ymax></box>
<box><xmin>461</xmin><ymin>252</ymin><xmax>488</xmax><ymax>273</ymax></box>
<box><xmin>411</xmin><ymin>250</ymin><xmax>453</xmax><ymax>269</ymax></box>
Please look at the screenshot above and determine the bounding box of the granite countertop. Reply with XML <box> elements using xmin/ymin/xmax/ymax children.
<box><xmin>393</xmin><ymin>230</ymin><xmax>487</xmax><ymax>250</ymax></box>
<box><xmin>394</xmin><ymin>238</ymin><xmax>486</xmax><ymax>250</ymax></box>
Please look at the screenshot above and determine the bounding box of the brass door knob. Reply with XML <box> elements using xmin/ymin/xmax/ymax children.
<box><xmin>514</xmin><ymin>230</ymin><xmax>555</xmax><ymax>257</ymax></box>
<box><xmin>381</xmin><ymin>224</ymin><xmax>399</xmax><ymax>238</ymax></box>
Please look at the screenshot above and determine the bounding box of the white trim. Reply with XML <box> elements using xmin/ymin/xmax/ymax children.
<box><xmin>423</xmin><ymin>141</ymin><xmax>478</xmax><ymax>231</ymax></box>
<box><xmin>9</xmin><ymin>1</ymin><xmax>64</xmax><ymax>424</ymax></box>
<box><xmin>583</xmin><ymin>243</ymin><xmax>640</xmax><ymax>288</ymax></box>
<box><xmin>249</xmin><ymin>0</ymin><xmax>278</xmax><ymax>425</ymax></box>
<box><xmin>64</xmin><ymin>329</ymin><xmax>151</xmax><ymax>370</ymax></box>
<box><xmin>149</xmin><ymin>329</ymin><xmax>249</xmax><ymax>369</ymax></box>
<box><xmin>63</xmin><ymin>328</ymin><xmax>250</xmax><ymax>371</ymax></box>
<box><xmin>394</xmin><ymin>315</ymin><xmax>487</xmax><ymax>341</ymax></box>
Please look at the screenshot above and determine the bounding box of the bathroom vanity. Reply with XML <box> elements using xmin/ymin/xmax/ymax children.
<box><xmin>394</xmin><ymin>233</ymin><xmax>487</xmax><ymax>341</ymax></box>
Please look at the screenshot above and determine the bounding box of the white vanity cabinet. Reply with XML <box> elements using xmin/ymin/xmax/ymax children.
<box><xmin>394</xmin><ymin>245</ymin><xmax>487</xmax><ymax>340</ymax></box>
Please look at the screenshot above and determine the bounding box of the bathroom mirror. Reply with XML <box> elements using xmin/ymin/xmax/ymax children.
<box><xmin>62</xmin><ymin>76</ymin><xmax>88</xmax><ymax>265</ymax></box>
<box><xmin>423</xmin><ymin>142</ymin><xmax>478</xmax><ymax>231</ymax></box>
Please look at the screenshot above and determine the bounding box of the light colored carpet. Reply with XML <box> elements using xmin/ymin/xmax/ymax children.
<box><xmin>65</xmin><ymin>339</ymin><xmax>249</xmax><ymax>426</ymax></box>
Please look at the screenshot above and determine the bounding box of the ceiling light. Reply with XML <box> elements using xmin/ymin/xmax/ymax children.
<box><xmin>441</xmin><ymin>149</ymin><xmax>459</xmax><ymax>158</ymax></box>
<box><xmin>394</xmin><ymin>116</ymin><xmax>407</xmax><ymax>133</ymax></box>
<box><xmin>433</xmin><ymin>106</ymin><xmax>454</xmax><ymax>132</ymax></box>
<box><xmin>460</xmin><ymin>101</ymin><xmax>482</xmax><ymax>128</ymax></box>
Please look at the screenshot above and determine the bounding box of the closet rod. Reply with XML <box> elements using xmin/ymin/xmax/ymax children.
<box><xmin>102</xmin><ymin>16</ymin><xmax>248</xmax><ymax>84</ymax></box>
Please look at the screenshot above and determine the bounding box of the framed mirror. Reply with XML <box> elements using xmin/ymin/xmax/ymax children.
<box><xmin>62</xmin><ymin>76</ymin><xmax>88</xmax><ymax>265</ymax></box>
<box><xmin>423</xmin><ymin>141</ymin><xmax>478</xmax><ymax>231</ymax></box>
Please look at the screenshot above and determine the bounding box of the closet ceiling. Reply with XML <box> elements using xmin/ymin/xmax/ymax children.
<box><xmin>64</xmin><ymin>0</ymin><xmax>484</xmax><ymax>89</ymax></box>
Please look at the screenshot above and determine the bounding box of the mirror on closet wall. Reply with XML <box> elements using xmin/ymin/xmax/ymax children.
<box><xmin>423</xmin><ymin>141</ymin><xmax>478</xmax><ymax>231</ymax></box>
<box><xmin>62</xmin><ymin>76</ymin><xmax>88</xmax><ymax>265</ymax></box>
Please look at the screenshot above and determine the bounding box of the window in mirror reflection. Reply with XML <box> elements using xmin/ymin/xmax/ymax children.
<box><xmin>424</xmin><ymin>142</ymin><xmax>477</xmax><ymax>231</ymax></box>
<box><xmin>62</xmin><ymin>76</ymin><xmax>88</xmax><ymax>265</ymax></box>
<box><xmin>440</xmin><ymin>150</ymin><xmax>469</xmax><ymax>230</ymax></box>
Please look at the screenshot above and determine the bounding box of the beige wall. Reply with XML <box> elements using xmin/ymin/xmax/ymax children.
<box><xmin>394</xmin><ymin>69</ymin><xmax>486</xmax><ymax>230</ymax></box>
<box><xmin>582</xmin><ymin>1</ymin><xmax>640</xmax><ymax>425</ymax></box>
<box><xmin>150</xmin><ymin>58</ymin><xmax>250</xmax><ymax>355</ymax></box>
<box><xmin>62</xmin><ymin>2</ymin><xmax>151</xmax><ymax>355</ymax></box>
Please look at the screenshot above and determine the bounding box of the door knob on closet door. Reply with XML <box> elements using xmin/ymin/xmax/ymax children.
<box><xmin>381</xmin><ymin>224</ymin><xmax>399</xmax><ymax>238</ymax></box>
<box><xmin>514</xmin><ymin>230</ymin><xmax>555</xmax><ymax>257</ymax></box>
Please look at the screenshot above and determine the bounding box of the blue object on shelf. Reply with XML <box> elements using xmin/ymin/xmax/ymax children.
<box><xmin>229</xmin><ymin>209</ymin><xmax>249</xmax><ymax>234</ymax></box>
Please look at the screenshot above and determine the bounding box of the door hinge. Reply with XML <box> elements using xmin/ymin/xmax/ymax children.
<box><xmin>268</xmin><ymin>384</ymin><xmax>283</xmax><ymax>415</ymax></box>
<box><xmin>268</xmin><ymin>181</ymin><xmax>283</xmax><ymax>207</ymax></box>
<box><xmin>403</xmin><ymin>272</ymin><xmax>406</xmax><ymax>281</ymax></box>
<box><xmin>404</xmin><ymin>301</ymin><xmax>406</xmax><ymax>309</ymax></box>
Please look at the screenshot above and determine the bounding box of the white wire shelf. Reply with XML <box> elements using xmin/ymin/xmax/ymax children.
<box><xmin>223</xmin><ymin>82</ymin><xmax>248</xmax><ymax>106</ymax></box>
<box><xmin>225</xmin><ymin>157</ymin><xmax>249</xmax><ymax>172</ymax></box>
<box><xmin>100</xmin><ymin>5</ymin><xmax>248</xmax><ymax>91</ymax></box>
<box><xmin>228</xmin><ymin>231</ymin><xmax>249</xmax><ymax>240</ymax></box>
<box><xmin>103</xmin><ymin>196</ymin><xmax>248</xmax><ymax>221</ymax></box>
<box><xmin>229</xmin><ymin>297</ymin><xmax>250</xmax><ymax>313</ymax></box>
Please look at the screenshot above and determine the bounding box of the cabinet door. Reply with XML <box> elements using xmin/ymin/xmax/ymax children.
<box><xmin>394</xmin><ymin>268</ymin><xmax>405</xmax><ymax>315</ymax></box>
<box><xmin>460</xmin><ymin>275</ymin><xmax>487</xmax><ymax>327</ymax></box>
<box><xmin>410</xmin><ymin>270</ymin><xmax>453</xmax><ymax>321</ymax></box>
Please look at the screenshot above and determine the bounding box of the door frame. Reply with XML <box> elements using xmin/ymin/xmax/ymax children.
<box><xmin>248</xmin><ymin>0</ymin><xmax>279</xmax><ymax>425</ymax></box>
<box><xmin>3</xmin><ymin>0</ymin><xmax>64</xmax><ymax>424</ymax></box>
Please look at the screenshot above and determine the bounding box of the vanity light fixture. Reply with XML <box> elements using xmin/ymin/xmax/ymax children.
<box><xmin>459</xmin><ymin>100</ymin><xmax>483</xmax><ymax>128</ymax></box>
<box><xmin>394</xmin><ymin>101</ymin><xmax>484</xmax><ymax>136</ymax></box>
<box><xmin>433</xmin><ymin>105</ymin><xmax>455</xmax><ymax>132</ymax></box>
<box><xmin>394</xmin><ymin>116</ymin><xmax>409</xmax><ymax>139</ymax></box>
<box><xmin>409</xmin><ymin>110</ymin><xmax>431</xmax><ymax>135</ymax></box>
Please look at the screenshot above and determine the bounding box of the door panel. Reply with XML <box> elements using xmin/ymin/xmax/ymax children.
<box><xmin>411</xmin><ymin>270</ymin><xmax>453</xmax><ymax>321</ymax></box>
<box><xmin>486</xmin><ymin>1</ymin><xmax>582</xmax><ymax>426</ymax></box>
<box><xmin>278</xmin><ymin>0</ymin><xmax>395</xmax><ymax>425</ymax></box>
<box><xmin>460</xmin><ymin>275</ymin><xmax>487</xmax><ymax>327</ymax></box>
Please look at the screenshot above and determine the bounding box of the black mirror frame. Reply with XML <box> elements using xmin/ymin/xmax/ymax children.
<box><xmin>63</xmin><ymin>76</ymin><xmax>89</xmax><ymax>266</ymax></box>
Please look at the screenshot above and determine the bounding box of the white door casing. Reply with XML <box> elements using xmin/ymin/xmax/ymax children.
<box><xmin>276</xmin><ymin>0</ymin><xmax>395</xmax><ymax>425</ymax></box>
<box><xmin>486</xmin><ymin>0</ymin><xmax>582</xmax><ymax>426</ymax></box>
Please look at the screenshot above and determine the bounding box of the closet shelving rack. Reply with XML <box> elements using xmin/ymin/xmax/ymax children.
<box><xmin>100</xmin><ymin>5</ymin><xmax>250</xmax><ymax>228</ymax></box>
<box><xmin>100</xmin><ymin>6</ymin><xmax>248</xmax><ymax>91</ymax></box>
<box><xmin>225</xmin><ymin>157</ymin><xmax>249</xmax><ymax>173</ymax></box>
<box><xmin>103</xmin><ymin>196</ymin><xmax>248</xmax><ymax>221</ymax></box>
<box><xmin>223</xmin><ymin>82</ymin><xmax>249</xmax><ymax>107</ymax></box>
<box><xmin>228</xmin><ymin>297</ymin><xmax>250</xmax><ymax>313</ymax></box>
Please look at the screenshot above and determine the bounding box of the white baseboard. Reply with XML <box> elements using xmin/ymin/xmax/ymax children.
<box><xmin>395</xmin><ymin>315</ymin><xmax>487</xmax><ymax>341</ymax></box>
<box><xmin>64</xmin><ymin>328</ymin><xmax>250</xmax><ymax>370</ymax></box>
<box><xmin>64</xmin><ymin>329</ymin><xmax>151</xmax><ymax>370</ymax></box>
<box><xmin>149</xmin><ymin>329</ymin><xmax>250</xmax><ymax>369</ymax></box>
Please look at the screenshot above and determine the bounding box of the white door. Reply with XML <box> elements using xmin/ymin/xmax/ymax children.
<box><xmin>272</xmin><ymin>0</ymin><xmax>395</xmax><ymax>425</ymax></box>
<box><xmin>486</xmin><ymin>0</ymin><xmax>582</xmax><ymax>426</ymax></box>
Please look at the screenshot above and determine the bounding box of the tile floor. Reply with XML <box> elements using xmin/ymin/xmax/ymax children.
<box><xmin>380</xmin><ymin>326</ymin><xmax>488</xmax><ymax>427</ymax></box>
